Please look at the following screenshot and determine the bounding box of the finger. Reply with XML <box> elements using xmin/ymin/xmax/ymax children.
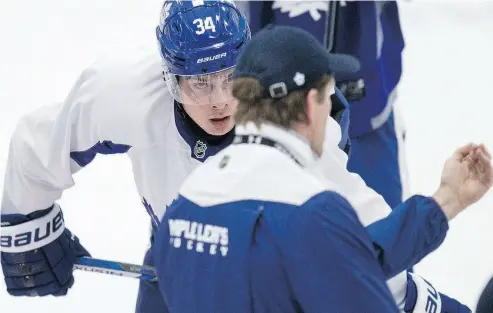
<box><xmin>7</xmin><ymin>280</ymin><xmax>61</xmax><ymax>297</ymax></box>
<box><xmin>454</xmin><ymin>143</ymin><xmax>477</xmax><ymax>160</ymax></box>
<box><xmin>463</xmin><ymin>153</ymin><xmax>475</xmax><ymax>170</ymax></box>
<box><xmin>4</xmin><ymin>270</ymin><xmax>55</xmax><ymax>289</ymax></box>
<box><xmin>477</xmin><ymin>149</ymin><xmax>493</xmax><ymax>172</ymax></box>
<box><xmin>478</xmin><ymin>144</ymin><xmax>492</xmax><ymax>160</ymax></box>
<box><xmin>464</xmin><ymin>148</ymin><xmax>484</xmax><ymax>171</ymax></box>
<box><xmin>463</xmin><ymin>148</ymin><xmax>478</xmax><ymax>163</ymax></box>
<box><xmin>1</xmin><ymin>258</ymin><xmax>47</xmax><ymax>277</ymax></box>
<box><xmin>473</xmin><ymin>150</ymin><xmax>485</xmax><ymax>172</ymax></box>
<box><xmin>476</xmin><ymin>150</ymin><xmax>493</xmax><ymax>187</ymax></box>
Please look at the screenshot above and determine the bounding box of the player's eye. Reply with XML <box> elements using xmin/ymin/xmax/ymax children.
<box><xmin>190</xmin><ymin>77</ymin><xmax>209</xmax><ymax>89</ymax></box>
<box><xmin>192</xmin><ymin>81</ymin><xmax>208</xmax><ymax>89</ymax></box>
<box><xmin>221</xmin><ymin>73</ymin><xmax>233</xmax><ymax>89</ymax></box>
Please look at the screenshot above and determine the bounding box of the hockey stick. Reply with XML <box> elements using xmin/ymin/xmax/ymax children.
<box><xmin>74</xmin><ymin>257</ymin><xmax>157</xmax><ymax>281</ymax></box>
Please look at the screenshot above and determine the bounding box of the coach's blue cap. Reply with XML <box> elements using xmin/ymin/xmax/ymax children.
<box><xmin>233</xmin><ymin>25</ymin><xmax>360</xmax><ymax>99</ymax></box>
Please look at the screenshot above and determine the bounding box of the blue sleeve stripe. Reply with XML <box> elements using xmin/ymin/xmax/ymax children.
<box><xmin>70</xmin><ymin>140</ymin><xmax>132</xmax><ymax>167</ymax></box>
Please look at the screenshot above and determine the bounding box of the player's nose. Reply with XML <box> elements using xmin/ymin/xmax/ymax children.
<box><xmin>210</xmin><ymin>90</ymin><xmax>231</xmax><ymax>109</ymax></box>
<box><xmin>211</xmin><ymin>101</ymin><xmax>227</xmax><ymax>110</ymax></box>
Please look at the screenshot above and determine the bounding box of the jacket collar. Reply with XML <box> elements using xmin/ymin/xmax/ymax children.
<box><xmin>235</xmin><ymin>122</ymin><xmax>318</xmax><ymax>167</ymax></box>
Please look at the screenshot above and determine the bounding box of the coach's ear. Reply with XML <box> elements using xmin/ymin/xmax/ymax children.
<box><xmin>305</xmin><ymin>88</ymin><xmax>319</xmax><ymax>126</ymax></box>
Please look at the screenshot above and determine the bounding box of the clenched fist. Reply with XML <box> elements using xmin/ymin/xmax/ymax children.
<box><xmin>434</xmin><ymin>143</ymin><xmax>492</xmax><ymax>220</ymax></box>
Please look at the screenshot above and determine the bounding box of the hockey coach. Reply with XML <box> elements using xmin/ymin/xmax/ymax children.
<box><xmin>153</xmin><ymin>25</ymin><xmax>492</xmax><ymax>313</ymax></box>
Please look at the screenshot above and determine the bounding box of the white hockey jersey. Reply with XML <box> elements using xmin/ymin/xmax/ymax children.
<box><xmin>1</xmin><ymin>46</ymin><xmax>407</xmax><ymax>308</ymax></box>
<box><xmin>0</xmin><ymin>47</ymin><xmax>209</xmax><ymax>229</ymax></box>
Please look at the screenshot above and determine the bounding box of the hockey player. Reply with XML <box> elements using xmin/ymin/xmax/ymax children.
<box><xmin>246</xmin><ymin>0</ymin><xmax>407</xmax><ymax>208</ymax></box>
<box><xmin>153</xmin><ymin>25</ymin><xmax>493</xmax><ymax>313</ymax></box>
<box><xmin>0</xmin><ymin>1</ymin><xmax>251</xmax><ymax>312</ymax></box>
<box><xmin>0</xmin><ymin>1</ymin><xmax>486</xmax><ymax>312</ymax></box>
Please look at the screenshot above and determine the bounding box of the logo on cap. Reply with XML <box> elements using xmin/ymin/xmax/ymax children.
<box><xmin>293</xmin><ymin>72</ymin><xmax>305</xmax><ymax>86</ymax></box>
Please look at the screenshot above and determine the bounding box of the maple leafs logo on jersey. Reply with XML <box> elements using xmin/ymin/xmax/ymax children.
<box><xmin>194</xmin><ymin>140</ymin><xmax>207</xmax><ymax>159</ymax></box>
<box><xmin>293</xmin><ymin>72</ymin><xmax>306</xmax><ymax>87</ymax></box>
<box><xmin>142</xmin><ymin>197</ymin><xmax>160</xmax><ymax>228</ymax></box>
<box><xmin>272</xmin><ymin>1</ymin><xmax>329</xmax><ymax>22</ymax></box>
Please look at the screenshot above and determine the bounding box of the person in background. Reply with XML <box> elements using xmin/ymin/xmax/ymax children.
<box><xmin>239</xmin><ymin>1</ymin><xmax>472</xmax><ymax>312</ymax></box>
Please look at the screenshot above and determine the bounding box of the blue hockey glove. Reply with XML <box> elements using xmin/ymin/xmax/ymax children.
<box><xmin>404</xmin><ymin>273</ymin><xmax>471</xmax><ymax>313</ymax></box>
<box><xmin>1</xmin><ymin>204</ymin><xmax>90</xmax><ymax>296</ymax></box>
<box><xmin>476</xmin><ymin>276</ymin><xmax>493</xmax><ymax>313</ymax></box>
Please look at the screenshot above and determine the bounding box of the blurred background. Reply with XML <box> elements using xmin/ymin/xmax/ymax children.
<box><xmin>0</xmin><ymin>1</ymin><xmax>492</xmax><ymax>312</ymax></box>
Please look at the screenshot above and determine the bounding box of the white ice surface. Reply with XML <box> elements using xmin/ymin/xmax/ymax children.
<box><xmin>0</xmin><ymin>1</ymin><xmax>492</xmax><ymax>312</ymax></box>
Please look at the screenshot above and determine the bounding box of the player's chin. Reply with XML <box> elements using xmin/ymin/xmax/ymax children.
<box><xmin>207</xmin><ymin>116</ymin><xmax>234</xmax><ymax>136</ymax></box>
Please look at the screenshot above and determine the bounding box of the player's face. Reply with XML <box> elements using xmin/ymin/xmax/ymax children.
<box><xmin>306</xmin><ymin>77</ymin><xmax>336</xmax><ymax>156</ymax></box>
<box><xmin>179</xmin><ymin>69</ymin><xmax>237</xmax><ymax>135</ymax></box>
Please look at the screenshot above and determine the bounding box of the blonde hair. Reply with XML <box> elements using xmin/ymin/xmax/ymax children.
<box><xmin>233</xmin><ymin>74</ymin><xmax>331</xmax><ymax>128</ymax></box>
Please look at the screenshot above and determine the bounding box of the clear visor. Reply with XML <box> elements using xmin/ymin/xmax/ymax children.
<box><xmin>163</xmin><ymin>66</ymin><xmax>235</xmax><ymax>108</ymax></box>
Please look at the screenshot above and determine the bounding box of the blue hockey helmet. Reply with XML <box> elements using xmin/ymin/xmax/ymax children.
<box><xmin>156</xmin><ymin>0</ymin><xmax>251</xmax><ymax>107</ymax></box>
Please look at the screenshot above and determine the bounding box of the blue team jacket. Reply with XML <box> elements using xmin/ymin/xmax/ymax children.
<box><xmin>247</xmin><ymin>1</ymin><xmax>405</xmax><ymax>137</ymax></box>
<box><xmin>153</xmin><ymin>123</ymin><xmax>448</xmax><ymax>313</ymax></box>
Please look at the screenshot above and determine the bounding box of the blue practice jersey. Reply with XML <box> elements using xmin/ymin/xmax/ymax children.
<box><xmin>247</xmin><ymin>1</ymin><xmax>405</xmax><ymax>137</ymax></box>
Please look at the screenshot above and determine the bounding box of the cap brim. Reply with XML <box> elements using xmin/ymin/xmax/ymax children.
<box><xmin>326</xmin><ymin>53</ymin><xmax>361</xmax><ymax>76</ymax></box>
